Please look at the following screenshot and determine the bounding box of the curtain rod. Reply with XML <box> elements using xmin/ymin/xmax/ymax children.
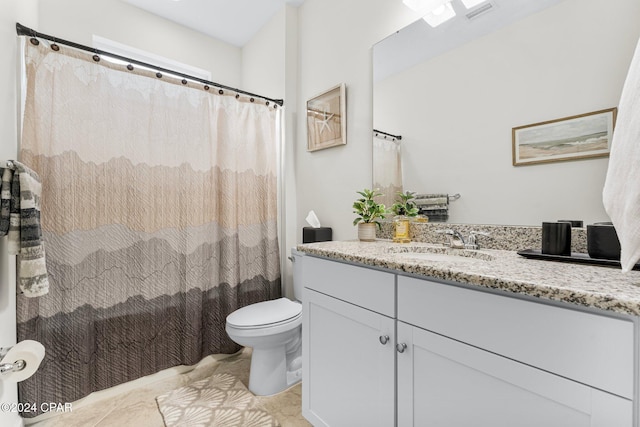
<box><xmin>373</xmin><ymin>129</ymin><xmax>402</xmax><ymax>141</ymax></box>
<box><xmin>16</xmin><ymin>22</ymin><xmax>284</xmax><ymax>107</ymax></box>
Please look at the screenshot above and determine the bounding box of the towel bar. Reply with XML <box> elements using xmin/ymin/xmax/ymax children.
<box><xmin>2</xmin><ymin>160</ymin><xmax>15</xmax><ymax>169</ymax></box>
<box><xmin>415</xmin><ymin>193</ymin><xmax>461</xmax><ymax>202</ymax></box>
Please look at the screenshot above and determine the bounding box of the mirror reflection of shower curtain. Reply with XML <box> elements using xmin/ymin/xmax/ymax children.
<box><xmin>373</xmin><ymin>136</ymin><xmax>403</xmax><ymax>208</ymax></box>
<box><xmin>17</xmin><ymin>40</ymin><xmax>281</xmax><ymax>415</ymax></box>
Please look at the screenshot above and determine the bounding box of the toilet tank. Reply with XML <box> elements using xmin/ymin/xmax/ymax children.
<box><xmin>290</xmin><ymin>249</ymin><xmax>305</xmax><ymax>302</ymax></box>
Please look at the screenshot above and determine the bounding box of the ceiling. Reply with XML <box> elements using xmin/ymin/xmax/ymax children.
<box><xmin>374</xmin><ymin>0</ymin><xmax>565</xmax><ymax>82</ymax></box>
<box><xmin>122</xmin><ymin>0</ymin><xmax>305</xmax><ymax>47</ymax></box>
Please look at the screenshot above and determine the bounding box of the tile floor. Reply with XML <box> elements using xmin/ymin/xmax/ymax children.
<box><xmin>28</xmin><ymin>348</ymin><xmax>311</xmax><ymax>427</ymax></box>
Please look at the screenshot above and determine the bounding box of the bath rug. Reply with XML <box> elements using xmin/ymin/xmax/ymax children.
<box><xmin>156</xmin><ymin>373</ymin><xmax>280</xmax><ymax>427</ymax></box>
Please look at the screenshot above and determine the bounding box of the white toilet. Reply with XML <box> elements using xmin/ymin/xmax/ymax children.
<box><xmin>225</xmin><ymin>250</ymin><xmax>304</xmax><ymax>396</ymax></box>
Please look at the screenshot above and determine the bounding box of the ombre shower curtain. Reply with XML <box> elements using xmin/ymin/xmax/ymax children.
<box><xmin>373</xmin><ymin>136</ymin><xmax>403</xmax><ymax>208</ymax></box>
<box><xmin>17</xmin><ymin>40</ymin><xmax>281</xmax><ymax>414</ymax></box>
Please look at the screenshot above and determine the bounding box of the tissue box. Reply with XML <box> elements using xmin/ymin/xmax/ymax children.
<box><xmin>303</xmin><ymin>227</ymin><xmax>332</xmax><ymax>243</ymax></box>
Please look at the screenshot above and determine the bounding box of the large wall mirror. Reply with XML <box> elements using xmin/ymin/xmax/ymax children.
<box><xmin>373</xmin><ymin>0</ymin><xmax>640</xmax><ymax>225</ymax></box>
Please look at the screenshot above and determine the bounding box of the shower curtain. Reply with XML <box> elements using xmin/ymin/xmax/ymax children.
<box><xmin>373</xmin><ymin>136</ymin><xmax>403</xmax><ymax>208</ymax></box>
<box><xmin>17</xmin><ymin>40</ymin><xmax>281</xmax><ymax>414</ymax></box>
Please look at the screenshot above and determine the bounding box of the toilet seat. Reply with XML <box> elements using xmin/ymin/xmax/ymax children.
<box><xmin>227</xmin><ymin>298</ymin><xmax>302</xmax><ymax>329</ymax></box>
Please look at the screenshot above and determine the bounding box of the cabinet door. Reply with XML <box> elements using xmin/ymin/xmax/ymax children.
<box><xmin>303</xmin><ymin>288</ymin><xmax>396</xmax><ymax>427</ymax></box>
<box><xmin>396</xmin><ymin>322</ymin><xmax>632</xmax><ymax>427</ymax></box>
<box><xmin>397</xmin><ymin>275</ymin><xmax>634</xmax><ymax>398</ymax></box>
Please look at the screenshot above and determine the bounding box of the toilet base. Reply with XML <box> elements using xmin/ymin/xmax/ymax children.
<box><xmin>249</xmin><ymin>346</ymin><xmax>287</xmax><ymax>395</ymax></box>
<box><xmin>247</xmin><ymin>328</ymin><xmax>302</xmax><ymax>396</ymax></box>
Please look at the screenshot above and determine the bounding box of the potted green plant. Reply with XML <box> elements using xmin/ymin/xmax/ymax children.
<box><xmin>391</xmin><ymin>191</ymin><xmax>419</xmax><ymax>217</ymax></box>
<box><xmin>352</xmin><ymin>188</ymin><xmax>387</xmax><ymax>242</ymax></box>
<box><xmin>390</xmin><ymin>191</ymin><xmax>419</xmax><ymax>243</ymax></box>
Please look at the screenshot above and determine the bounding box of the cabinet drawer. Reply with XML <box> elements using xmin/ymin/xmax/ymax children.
<box><xmin>397</xmin><ymin>275</ymin><xmax>634</xmax><ymax>399</ymax></box>
<box><xmin>303</xmin><ymin>256</ymin><xmax>395</xmax><ymax>317</ymax></box>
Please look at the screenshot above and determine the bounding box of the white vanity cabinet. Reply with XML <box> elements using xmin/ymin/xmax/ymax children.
<box><xmin>301</xmin><ymin>254</ymin><xmax>637</xmax><ymax>426</ymax></box>
<box><xmin>302</xmin><ymin>256</ymin><xmax>396</xmax><ymax>427</ymax></box>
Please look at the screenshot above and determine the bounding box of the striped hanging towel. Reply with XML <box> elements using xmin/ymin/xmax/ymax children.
<box><xmin>414</xmin><ymin>193</ymin><xmax>450</xmax><ymax>222</ymax></box>
<box><xmin>0</xmin><ymin>161</ymin><xmax>49</xmax><ymax>297</ymax></box>
<box><xmin>0</xmin><ymin>168</ymin><xmax>11</xmax><ymax>234</ymax></box>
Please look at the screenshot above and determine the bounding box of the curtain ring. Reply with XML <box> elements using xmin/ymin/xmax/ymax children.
<box><xmin>181</xmin><ymin>79</ymin><xmax>188</xmax><ymax>85</ymax></box>
<box><xmin>218</xmin><ymin>89</ymin><xmax>224</xmax><ymax>95</ymax></box>
<box><xmin>50</xmin><ymin>37</ymin><xmax>59</xmax><ymax>51</ymax></box>
<box><xmin>156</xmin><ymin>72</ymin><xmax>162</xmax><ymax>78</ymax></box>
<box><xmin>204</xmin><ymin>85</ymin><xmax>210</xmax><ymax>91</ymax></box>
<box><xmin>250</xmin><ymin>97</ymin><xmax>255</xmax><ymax>103</ymax></box>
<box><xmin>266</xmin><ymin>101</ymin><xmax>270</xmax><ymax>106</ymax></box>
<box><xmin>92</xmin><ymin>54</ymin><xmax>100</xmax><ymax>62</ymax></box>
<box><xmin>29</xmin><ymin>29</ymin><xmax>39</xmax><ymax>46</ymax></box>
<box><xmin>235</xmin><ymin>94</ymin><xmax>240</xmax><ymax>99</ymax></box>
<box><xmin>127</xmin><ymin>64</ymin><xmax>134</xmax><ymax>71</ymax></box>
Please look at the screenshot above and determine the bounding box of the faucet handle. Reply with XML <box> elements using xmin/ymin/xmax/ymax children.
<box><xmin>435</xmin><ymin>229</ymin><xmax>454</xmax><ymax>235</ymax></box>
<box><xmin>435</xmin><ymin>229</ymin><xmax>455</xmax><ymax>247</ymax></box>
<box><xmin>465</xmin><ymin>231</ymin><xmax>491</xmax><ymax>250</ymax></box>
<box><xmin>469</xmin><ymin>231</ymin><xmax>491</xmax><ymax>238</ymax></box>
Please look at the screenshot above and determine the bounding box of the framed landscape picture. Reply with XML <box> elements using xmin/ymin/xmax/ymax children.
<box><xmin>307</xmin><ymin>84</ymin><xmax>346</xmax><ymax>152</ymax></box>
<box><xmin>512</xmin><ymin>108</ymin><xmax>617</xmax><ymax>166</ymax></box>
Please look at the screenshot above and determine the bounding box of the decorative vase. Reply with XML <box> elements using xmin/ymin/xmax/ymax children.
<box><xmin>412</xmin><ymin>214</ymin><xmax>428</xmax><ymax>223</ymax></box>
<box><xmin>358</xmin><ymin>223</ymin><xmax>377</xmax><ymax>242</ymax></box>
<box><xmin>393</xmin><ymin>215</ymin><xmax>411</xmax><ymax>243</ymax></box>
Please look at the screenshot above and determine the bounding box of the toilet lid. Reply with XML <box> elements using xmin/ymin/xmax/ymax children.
<box><xmin>227</xmin><ymin>298</ymin><xmax>302</xmax><ymax>328</ymax></box>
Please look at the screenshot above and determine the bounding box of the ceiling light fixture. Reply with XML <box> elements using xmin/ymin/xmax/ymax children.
<box><xmin>460</xmin><ymin>0</ymin><xmax>486</xmax><ymax>8</ymax></box>
<box><xmin>403</xmin><ymin>0</ymin><xmax>447</xmax><ymax>14</ymax></box>
<box><xmin>402</xmin><ymin>0</ymin><xmax>457</xmax><ymax>28</ymax></box>
<box><xmin>422</xmin><ymin>2</ymin><xmax>456</xmax><ymax>27</ymax></box>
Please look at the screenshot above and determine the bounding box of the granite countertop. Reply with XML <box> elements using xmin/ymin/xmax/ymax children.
<box><xmin>296</xmin><ymin>240</ymin><xmax>640</xmax><ymax>316</ymax></box>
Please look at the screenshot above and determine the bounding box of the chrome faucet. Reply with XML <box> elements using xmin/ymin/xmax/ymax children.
<box><xmin>437</xmin><ymin>229</ymin><xmax>466</xmax><ymax>249</ymax></box>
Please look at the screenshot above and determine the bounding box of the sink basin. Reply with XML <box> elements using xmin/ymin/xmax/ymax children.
<box><xmin>387</xmin><ymin>246</ymin><xmax>495</xmax><ymax>263</ymax></box>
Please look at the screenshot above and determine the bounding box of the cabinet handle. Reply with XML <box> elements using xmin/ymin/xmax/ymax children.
<box><xmin>396</xmin><ymin>343</ymin><xmax>407</xmax><ymax>353</ymax></box>
<box><xmin>379</xmin><ymin>335</ymin><xmax>389</xmax><ymax>345</ymax></box>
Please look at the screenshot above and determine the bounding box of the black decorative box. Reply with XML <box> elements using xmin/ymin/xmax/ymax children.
<box><xmin>303</xmin><ymin>227</ymin><xmax>332</xmax><ymax>243</ymax></box>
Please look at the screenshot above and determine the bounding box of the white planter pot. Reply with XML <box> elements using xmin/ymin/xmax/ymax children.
<box><xmin>358</xmin><ymin>223</ymin><xmax>377</xmax><ymax>242</ymax></box>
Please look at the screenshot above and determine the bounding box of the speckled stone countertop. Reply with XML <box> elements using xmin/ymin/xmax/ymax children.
<box><xmin>296</xmin><ymin>240</ymin><xmax>640</xmax><ymax>316</ymax></box>
<box><xmin>377</xmin><ymin>221</ymin><xmax>588</xmax><ymax>253</ymax></box>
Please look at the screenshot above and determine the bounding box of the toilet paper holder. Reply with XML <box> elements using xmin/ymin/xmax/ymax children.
<box><xmin>0</xmin><ymin>346</ymin><xmax>26</xmax><ymax>375</ymax></box>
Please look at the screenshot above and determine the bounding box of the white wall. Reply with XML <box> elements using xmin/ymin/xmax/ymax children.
<box><xmin>0</xmin><ymin>1</ymin><xmax>38</xmax><ymax>423</ymax></box>
<box><xmin>242</xmin><ymin>7</ymin><xmax>285</xmax><ymax>98</ymax></box>
<box><xmin>245</xmin><ymin>0</ymin><xmax>413</xmax><ymax>290</ymax></box>
<box><xmin>37</xmin><ymin>0</ymin><xmax>242</xmax><ymax>87</ymax></box>
<box><xmin>374</xmin><ymin>0</ymin><xmax>640</xmax><ymax>226</ymax></box>
<box><xmin>295</xmin><ymin>1</ymin><xmax>419</xmax><ymax>241</ymax></box>
<box><xmin>242</xmin><ymin>6</ymin><xmax>299</xmax><ymax>298</ymax></box>
<box><xmin>281</xmin><ymin>5</ymin><xmax>299</xmax><ymax>299</ymax></box>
